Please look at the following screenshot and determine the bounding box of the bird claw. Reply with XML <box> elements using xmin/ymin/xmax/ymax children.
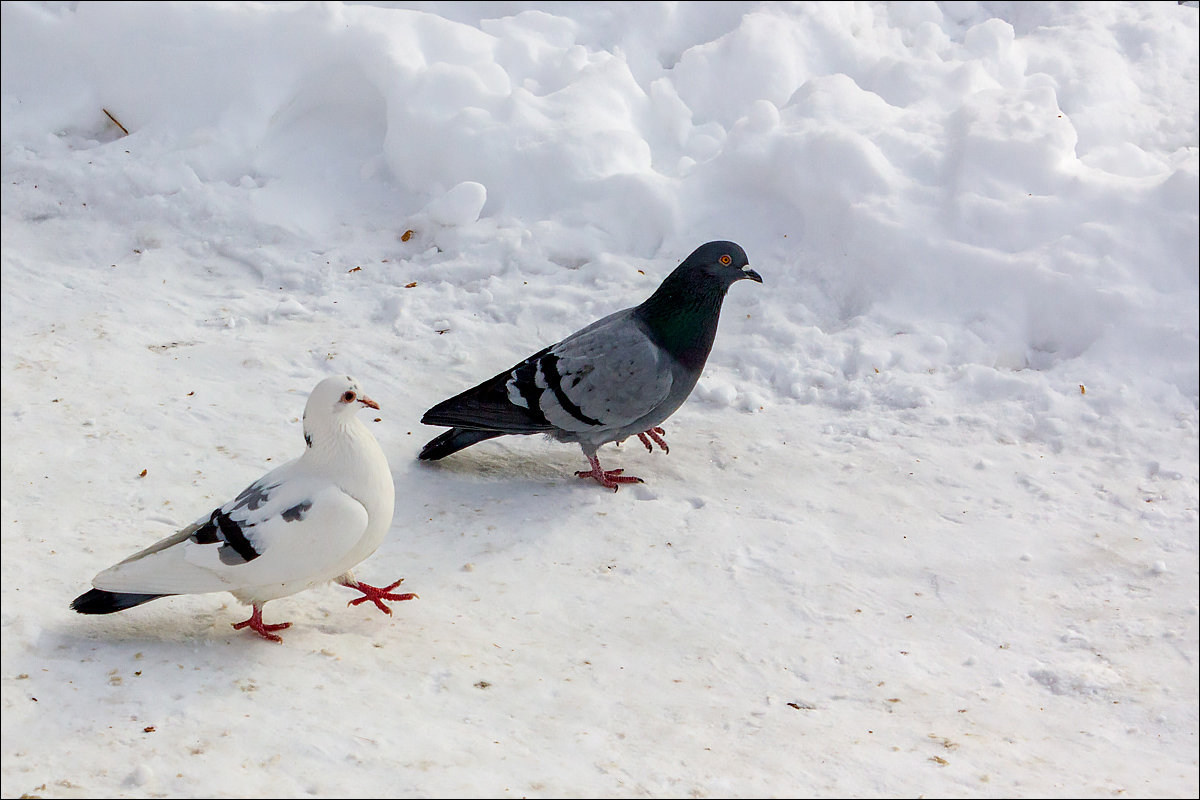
<box><xmin>232</xmin><ymin>605</ymin><xmax>291</xmax><ymax>643</ymax></box>
<box><xmin>636</xmin><ymin>426</ymin><xmax>669</xmax><ymax>454</ymax></box>
<box><xmin>575</xmin><ymin>456</ymin><xmax>644</xmax><ymax>491</ymax></box>
<box><xmin>344</xmin><ymin>578</ymin><xmax>418</xmax><ymax>615</ymax></box>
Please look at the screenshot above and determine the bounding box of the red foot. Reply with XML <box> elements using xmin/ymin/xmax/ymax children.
<box><xmin>232</xmin><ymin>605</ymin><xmax>291</xmax><ymax>643</ymax></box>
<box><xmin>341</xmin><ymin>578</ymin><xmax>418</xmax><ymax>615</ymax></box>
<box><xmin>575</xmin><ymin>454</ymin><xmax>644</xmax><ymax>491</ymax></box>
<box><xmin>637</xmin><ymin>426</ymin><xmax>669</xmax><ymax>454</ymax></box>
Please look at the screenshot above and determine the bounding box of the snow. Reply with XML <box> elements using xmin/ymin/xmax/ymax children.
<box><xmin>1</xmin><ymin>1</ymin><xmax>1196</xmax><ymax>796</ymax></box>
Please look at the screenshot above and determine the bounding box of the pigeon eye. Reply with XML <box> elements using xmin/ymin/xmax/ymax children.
<box><xmin>719</xmin><ymin>255</ymin><xmax>732</xmax><ymax>265</ymax></box>
<box><xmin>342</xmin><ymin>390</ymin><xmax>356</xmax><ymax>403</ymax></box>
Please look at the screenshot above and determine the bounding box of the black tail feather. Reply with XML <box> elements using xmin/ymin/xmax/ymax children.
<box><xmin>71</xmin><ymin>588</ymin><xmax>171</xmax><ymax>615</ymax></box>
<box><xmin>418</xmin><ymin>427</ymin><xmax>506</xmax><ymax>461</ymax></box>
<box><xmin>419</xmin><ymin>350</ymin><xmax>558</xmax><ymax>436</ymax></box>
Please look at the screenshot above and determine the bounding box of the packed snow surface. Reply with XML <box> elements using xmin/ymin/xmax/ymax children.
<box><xmin>2</xmin><ymin>2</ymin><xmax>1197</xmax><ymax>797</ymax></box>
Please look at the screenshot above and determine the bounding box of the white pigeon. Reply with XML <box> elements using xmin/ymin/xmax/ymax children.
<box><xmin>71</xmin><ymin>375</ymin><xmax>410</xmax><ymax>642</ymax></box>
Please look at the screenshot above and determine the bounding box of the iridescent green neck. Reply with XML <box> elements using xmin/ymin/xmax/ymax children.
<box><xmin>634</xmin><ymin>268</ymin><xmax>728</xmax><ymax>370</ymax></box>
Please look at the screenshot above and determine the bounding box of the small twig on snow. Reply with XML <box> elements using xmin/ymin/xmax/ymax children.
<box><xmin>102</xmin><ymin>108</ymin><xmax>129</xmax><ymax>136</ymax></box>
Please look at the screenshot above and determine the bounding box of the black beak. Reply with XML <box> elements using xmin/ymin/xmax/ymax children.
<box><xmin>742</xmin><ymin>267</ymin><xmax>763</xmax><ymax>283</ymax></box>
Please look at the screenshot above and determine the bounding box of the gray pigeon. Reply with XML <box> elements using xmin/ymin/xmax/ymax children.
<box><xmin>418</xmin><ymin>241</ymin><xmax>762</xmax><ymax>489</ymax></box>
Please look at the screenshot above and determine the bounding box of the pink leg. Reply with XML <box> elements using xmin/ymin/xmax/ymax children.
<box><xmin>232</xmin><ymin>605</ymin><xmax>291</xmax><ymax>643</ymax></box>
<box><xmin>636</xmin><ymin>426</ymin><xmax>669</xmax><ymax>454</ymax></box>
<box><xmin>574</xmin><ymin>453</ymin><xmax>644</xmax><ymax>491</ymax></box>
<box><xmin>339</xmin><ymin>577</ymin><xmax>418</xmax><ymax>615</ymax></box>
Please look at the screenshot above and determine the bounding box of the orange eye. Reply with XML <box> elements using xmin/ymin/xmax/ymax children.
<box><xmin>342</xmin><ymin>390</ymin><xmax>356</xmax><ymax>403</ymax></box>
<box><xmin>719</xmin><ymin>254</ymin><xmax>732</xmax><ymax>265</ymax></box>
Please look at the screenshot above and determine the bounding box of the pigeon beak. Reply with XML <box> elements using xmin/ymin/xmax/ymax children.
<box><xmin>358</xmin><ymin>395</ymin><xmax>380</xmax><ymax>410</ymax></box>
<box><xmin>742</xmin><ymin>266</ymin><xmax>763</xmax><ymax>283</ymax></box>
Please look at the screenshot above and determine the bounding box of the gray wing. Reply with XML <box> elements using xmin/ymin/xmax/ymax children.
<box><xmin>516</xmin><ymin>309</ymin><xmax>674</xmax><ymax>435</ymax></box>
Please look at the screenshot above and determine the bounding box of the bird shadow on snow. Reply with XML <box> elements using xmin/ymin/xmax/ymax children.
<box><xmin>58</xmin><ymin>605</ymin><xmax>279</xmax><ymax>649</ymax></box>
<box><xmin>56</xmin><ymin>592</ymin><xmax>389</xmax><ymax>651</ymax></box>
<box><xmin>406</xmin><ymin>442</ymin><xmax>603</xmax><ymax>490</ymax></box>
<box><xmin>387</xmin><ymin>440</ymin><xmax>687</xmax><ymax>563</ymax></box>
<box><xmin>403</xmin><ymin>440</ymin><xmax>685</xmax><ymax>500</ymax></box>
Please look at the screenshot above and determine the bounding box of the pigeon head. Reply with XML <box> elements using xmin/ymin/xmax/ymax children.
<box><xmin>302</xmin><ymin>376</ymin><xmax>380</xmax><ymax>447</ymax></box>
<box><xmin>634</xmin><ymin>240</ymin><xmax>761</xmax><ymax>369</ymax></box>
<box><xmin>682</xmin><ymin>240</ymin><xmax>762</xmax><ymax>287</ymax></box>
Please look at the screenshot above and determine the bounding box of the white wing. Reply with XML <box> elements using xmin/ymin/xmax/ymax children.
<box><xmin>92</xmin><ymin>476</ymin><xmax>369</xmax><ymax>596</ymax></box>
